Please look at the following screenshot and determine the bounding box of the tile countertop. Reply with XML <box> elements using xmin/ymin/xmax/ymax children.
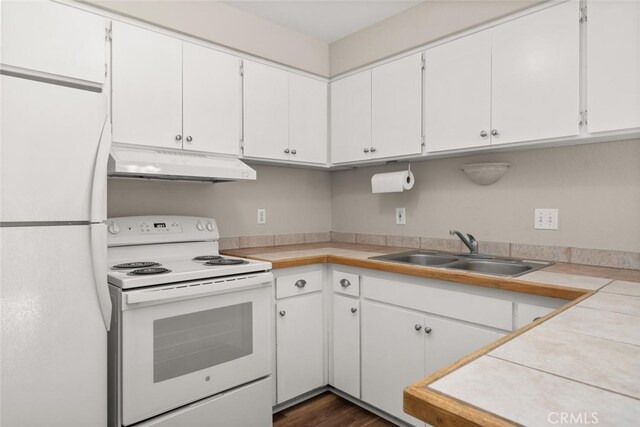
<box><xmin>224</xmin><ymin>243</ymin><xmax>640</xmax><ymax>426</ymax></box>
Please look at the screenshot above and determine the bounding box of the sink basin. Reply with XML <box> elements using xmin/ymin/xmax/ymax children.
<box><xmin>381</xmin><ymin>253</ymin><xmax>459</xmax><ymax>266</ymax></box>
<box><xmin>370</xmin><ymin>250</ymin><xmax>549</xmax><ymax>277</ymax></box>
<box><xmin>447</xmin><ymin>260</ymin><xmax>532</xmax><ymax>276</ymax></box>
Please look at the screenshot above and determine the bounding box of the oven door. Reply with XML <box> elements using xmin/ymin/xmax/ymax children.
<box><xmin>120</xmin><ymin>272</ymin><xmax>272</xmax><ymax>426</ymax></box>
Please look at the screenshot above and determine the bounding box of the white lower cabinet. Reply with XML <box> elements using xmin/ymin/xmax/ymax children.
<box><xmin>276</xmin><ymin>292</ymin><xmax>324</xmax><ymax>404</ymax></box>
<box><xmin>361</xmin><ymin>301</ymin><xmax>425</xmax><ymax>426</ymax></box>
<box><xmin>331</xmin><ymin>295</ymin><xmax>360</xmax><ymax>398</ymax></box>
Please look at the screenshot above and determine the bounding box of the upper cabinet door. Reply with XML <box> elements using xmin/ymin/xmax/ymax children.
<box><xmin>491</xmin><ymin>1</ymin><xmax>580</xmax><ymax>145</ymax></box>
<box><xmin>111</xmin><ymin>22</ymin><xmax>183</xmax><ymax>149</ymax></box>
<box><xmin>587</xmin><ymin>1</ymin><xmax>640</xmax><ymax>133</ymax></box>
<box><xmin>289</xmin><ymin>74</ymin><xmax>328</xmax><ymax>164</ymax></box>
<box><xmin>183</xmin><ymin>43</ymin><xmax>241</xmax><ymax>155</ymax></box>
<box><xmin>424</xmin><ymin>31</ymin><xmax>492</xmax><ymax>152</ymax></box>
<box><xmin>243</xmin><ymin>61</ymin><xmax>289</xmax><ymax>160</ymax></box>
<box><xmin>0</xmin><ymin>1</ymin><xmax>105</xmax><ymax>83</ymax></box>
<box><xmin>330</xmin><ymin>70</ymin><xmax>372</xmax><ymax>164</ymax></box>
<box><xmin>371</xmin><ymin>53</ymin><xmax>423</xmax><ymax>159</ymax></box>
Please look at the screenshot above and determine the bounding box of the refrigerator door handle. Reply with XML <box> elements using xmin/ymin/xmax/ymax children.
<box><xmin>90</xmin><ymin>114</ymin><xmax>111</xmax><ymax>223</ymax></box>
<box><xmin>91</xmin><ymin>223</ymin><xmax>112</xmax><ymax>330</ymax></box>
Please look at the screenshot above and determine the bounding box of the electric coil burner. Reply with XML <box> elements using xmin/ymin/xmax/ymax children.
<box><xmin>193</xmin><ymin>255</ymin><xmax>223</xmax><ymax>261</ymax></box>
<box><xmin>127</xmin><ymin>267</ymin><xmax>171</xmax><ymax>275</ymax></box>
<box><xmin>113</xmin><ymin>261</ymin><xmax>160</xmax><ymax>269</ymax></box>
<box><xmin>205</xmin><ymin>258</ymin><xmax>249</xmax><ymax>266</ymax></box>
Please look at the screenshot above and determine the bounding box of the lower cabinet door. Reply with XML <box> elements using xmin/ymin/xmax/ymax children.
<box><xmin>424</xmin><ymin>316</ymin><xmax>504</xmax><ymax>376</ymax></box>
<box><xmin>276</xmin><ymin>293</ymin><xmax>324</xmax><ymax>403</ymax></box>
<box><xmin>361</xmin><ymin>301</ymin><xmax>425</xmax><ymax>426</ymax></box>
<box><xmin>332</xmin><ymin>295</ymin><xmax>360</xmax><ymax>398</ymax></box>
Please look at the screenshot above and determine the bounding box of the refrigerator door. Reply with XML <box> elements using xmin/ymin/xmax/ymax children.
<box><xmin>0</xmin><ymin>75</ymin><xmax>107</xmax><ymax>223</ymax></box>
<box><xmin>0</xmin><ymin>225</ymin><xmax>107</xmax><ymax>426</ymax></box>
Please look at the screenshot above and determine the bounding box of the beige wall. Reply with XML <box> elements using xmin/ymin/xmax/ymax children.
<box><xmin>108</xmin><ymin>165</ymin><xmax>332</xmax><ymax>237</ymax></box>
<box><xmin>82</xmin><ymin>0</ymin><xmax>330</xmax><ymax>76</ymax></box>
<box><xmin>331</xmin><ymin>140</ymin><xmax>640</xmax><ymax>253</ymax></box>
<box><xmin>329</xmin><ymin>0</ymin><xmax>540</xmax><ymax>76</ymax></box>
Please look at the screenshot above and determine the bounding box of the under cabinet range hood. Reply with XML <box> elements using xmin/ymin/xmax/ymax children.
<box><xmin>108</xmin><ymin>145</ymin><xmax>256</xmax><ymax>182</ymax></box>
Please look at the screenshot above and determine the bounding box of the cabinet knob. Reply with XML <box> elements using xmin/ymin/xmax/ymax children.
<box><xmin>491</xmin><ymin>129</ymin><xmax>499</xmax><ymax>136</ymax></box>
<box><xmin>339</xmin><ymin>279</ymin><xmax>351</xmax><ymax>288</ymax></box>
<box><xmin>480</xmin><ymin>131</ymin><xmax>488</xmax><ymax>137</ymax></box>
<box><xmin>186</xmin><ymin>136</ymin><xmax>193</xmax><ymax>142</ymax></box>
<box><xmin>175</xmin><ymin>134</ymin><xmax>182</xmax><ymax>141</ymax></box>
<box><xmin>291</xmin><ymin>149</ymin><xmax>296</xmax><ymax>155</ymax></box>
<box><xmin>284</xmin><ymin>148</ymin><xmax>290</xmax><ymax>154</ymax></box>
<box><xmin>279</xmin><ymin>310</ymin><xmax>286</xmax><ymax>317</ymax></box>
<box><xmin>351</xmin><ymin>307</ymin><xmax>358</xmax><ymax>314</ymax></box>
<box><xmin>294</xmin><ymin>279</ymin><xmax>307</xmax><ymax>288</ymax></box>
<box><xmin>363</xmin><ymin>148</ymin><xmax>370</xmax><ymax>153</ymax></box>
<box><xmin>414</xmin><ymin>324</ymin><xmax>422</xmax><ymax>331</ymax></box>
<box><xmin>370</xmin><ymin>147</ymin><xmax>377</xmax><ymax>153</ymax></box>
<box><xmin>424</xmin><ymin>326</ymin><xmax>432</xmax><ymax>334</ymax></box>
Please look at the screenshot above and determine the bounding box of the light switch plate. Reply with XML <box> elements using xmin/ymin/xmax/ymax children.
<box><xmin>534</xmin><ymin>208</ymin><xmax>558</xmax><ymax>230</ymax></box>
<box><xmin>257</xmin><ymin>208</ymin><xmax>266</xmax><ymax>224</ymax></box>
<box><xmin>396</xmin><ymin>208</ymin><xmax>406</xmax><ymax>225</ymax></box>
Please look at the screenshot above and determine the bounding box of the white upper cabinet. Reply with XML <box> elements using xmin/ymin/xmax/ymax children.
<box><xmin>111</xmin><ymin>22</ymin><xmax>183</xmax><ymax>149</ymax></box>
<box><xmin>371</xmin><ymin>53</ymin><xmax>423</xmax><ymax>159</ymax></box>
<box><xmin>0</xmin><ymin>0</ymin><xmax>105</xmax><ymax>83</ymax></box>
<box><xmin>182</xmin><ymin>43</ymin><xmax>241</xmax><ymax>155</ymax></box>
<box><xmin>243</xmin><ymin>61</ymin><xmax>290</xmax><ymax>161</ymax></box>
<box><xmin>330</xmin><ymin>70</ymin><xmax>372</xmax><ymax>164</ymax></box>
<box><xmin>289</xmin><ymin>74</ymin><xmax>328</xmax><ymax>164</ymax></box>
<box><xmin>491</xmin><ymin>1</ymin><xmax>580</xmax><ymax>145</ymax></box>
<box><xmin>424</xmin><ymin>31</ymin><xmax>492</xmax><ymax>152</ymax></box>
<box><xmin>587</xmin><ymin>0</ymin><xmax>640</xmax><ymax>133</ymax></box>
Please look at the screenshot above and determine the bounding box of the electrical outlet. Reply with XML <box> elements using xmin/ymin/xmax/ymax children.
<box><xmin>534</xmin><ymin>208</ymin><xmax>558</xmax><ymax>230</ymax></box>
<box><xmin>396</xmin><ymin>208</ymin><xmax>406</xmax><ymax>225</ymax></box>
<box><xmin>257</xmin><ymin>208</ymin><xmax>266</xmax><ymax>225</ymax></box>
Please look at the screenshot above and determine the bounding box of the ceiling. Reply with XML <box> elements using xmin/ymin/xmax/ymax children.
<box><xmin>224</xmin><ymin>1</ymin><xmax>423</xmax><ymax>43</ymax></box>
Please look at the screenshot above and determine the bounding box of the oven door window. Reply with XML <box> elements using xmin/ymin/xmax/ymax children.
<box><xmin>153</xmin><ymin>302</ymin><xmax>253</xmax><ymax>383</ymax></box>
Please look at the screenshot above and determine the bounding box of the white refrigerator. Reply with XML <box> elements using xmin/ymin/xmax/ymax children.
<box><xmin>0</xmin><ymin>75</ymin><xmax>112</xmax><ymax>426</ymax></box>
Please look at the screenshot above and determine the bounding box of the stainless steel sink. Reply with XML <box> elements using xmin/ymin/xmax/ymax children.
<box><xmin>370</xmin><ymin>250</ymin><xmax>550</xmax><ymax>277</ymax></box>
<box><xmin>446</xmin><ymin>260</ymin><xmax>533</xmax><ymax>276</ymax></box>
<box><xmin>374</xmin><ymin>252</ymin><xmax>459</xmax><ymax>266</ymax></box>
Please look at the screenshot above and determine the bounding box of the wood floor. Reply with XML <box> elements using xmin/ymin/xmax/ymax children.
<box><xmin>273</xmin><ymin>392</ymin><xmax>395</xmax><ymax>427</ymax></box>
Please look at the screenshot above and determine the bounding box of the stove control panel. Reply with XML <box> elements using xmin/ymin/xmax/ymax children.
<box><xmin>107</xmin><ymin>216</ymin><xmax>219</xmax><ymax>247</ymax></box>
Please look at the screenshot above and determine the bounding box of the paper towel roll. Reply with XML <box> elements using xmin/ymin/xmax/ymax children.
<box><xmin>371</xmin><ymin>170</ymin><xmax>414</xmax><ymax>193</ymax></box>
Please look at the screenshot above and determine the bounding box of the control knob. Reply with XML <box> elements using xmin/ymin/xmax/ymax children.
<box><xmin>206</xmin><ymin>222</ymin><xmax>215</xmax><ymax>231</ymax></box>
<box><xmin>108</xmin><ymin>223</ymin><xmax>120</xmax><ymax>235</ymax></box>
<box><xmin>196</xmin><ymin>221</ymin><xmax>205</xmax><ymax>231</ymax></box>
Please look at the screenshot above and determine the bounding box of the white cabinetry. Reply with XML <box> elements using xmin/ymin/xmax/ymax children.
<box><xmin>244</xmin><ymin>61</ymin><xmax>327</xmax><ymax>164</ymax></box>
<box><xmin>491</xmin><ymin>1</ymin><xmax>580</xmax><ymax>145</ymax></box>
<box><xmin>330</xmin><ymin>70</ymin><xmax>372</xmax><ymax>163</ymax></box>
<box><xmin>424</xmin><ymin>31</ymin><xmax>492</xmax><ymax>152</ymax></box>
<box><xmin>0</xmin><ymin>0</ymin><xmax>106</xmax><ymax>84</ymax></box>
<box><xmin>112</xmin><ymin>22</ymin><xmax>241</xmax><ymax>154</ymax></box>
<box><xmin>587</xmin><ymin>0</ymin><xmax>640</xmax><ymax>133</ymax></box>
<box><xmin>361</xmin><ymin>301</ymin><xmax>425</xmax><ymax>426</ymax></box>
<box><xmin>331</xmin><ymin>295</ymin><xmax>360</xmax><ymax>398</ymax></box>
<box><xmin>371</xmin><ymin>53</ymin><xmax>423</xmax><ymax>159</ymax></box>
<box><xmin>424</xmin><ymin>1</ymin><xmax>579</xmax><ymax>152</ymax></box>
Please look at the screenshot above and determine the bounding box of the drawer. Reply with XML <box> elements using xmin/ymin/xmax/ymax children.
<box><xmin>363</xmin><ymin>276</ymin><xmax>513</xmax><ymax>331</ymax></box>
<box><xmin>276</xmin><ymin>269</ymin><xmax>323</xmax><ymax>299</ymax></box>
<box><xmin>333</xmin><ymin>271</ymin><xmax>360</xmax><ymax>297</ymax></box>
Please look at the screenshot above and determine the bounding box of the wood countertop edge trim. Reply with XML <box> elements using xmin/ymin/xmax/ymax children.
<box><xmin>403</xmin><ymin>291</ymin><xmax>594</xmax><ymax>426</ymax></box>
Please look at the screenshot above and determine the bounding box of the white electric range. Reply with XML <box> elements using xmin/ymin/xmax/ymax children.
<box><xmin>106</xmin><ymin>215</ymin><xmax>273</xmax><ymax>427</ymax></box>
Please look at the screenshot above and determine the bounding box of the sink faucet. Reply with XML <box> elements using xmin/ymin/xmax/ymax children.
<box><xmin>450</xmin><ymin>230</ymin><xmax>478</xmax><ymax>254</ymax></box>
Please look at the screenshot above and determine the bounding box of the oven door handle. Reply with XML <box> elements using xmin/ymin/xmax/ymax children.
<box><xmin>125</xmin><ymin>272</ymin><xmax>273</xmax><ymax>305</ymax></box>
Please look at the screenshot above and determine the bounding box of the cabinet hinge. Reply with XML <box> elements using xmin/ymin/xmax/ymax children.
<box><xmin>105</xmin><ymin>27</ymin><xmax>112</xmax><ymax>42</ymax></box>
<box><xmin>105</xmin><ymin>63</ymin><xmax>108</xmax><ymax>78</ymax></box>
<box><xmin>421</xmin><ymin>136</ymin><xmax>425</xmax><ymax>146</ymax></box>
<box><xmin>239</xmin><ymin>63</ymin><xmax>244</xmax><ymax>77</ymax></box>
<box><xmin>579</xmin><ymin>110</ymin><xmax>588</xmax><ymax>126</ymax></box>
<box><xmin>579</xmin><ymin>6</ymin><xmax>587</xmax><ymax>23</ymax></box>
<box><xmin>421</xmin><ymin>56</ymin><xmax>425</xmax><ymax>71</ymax></box>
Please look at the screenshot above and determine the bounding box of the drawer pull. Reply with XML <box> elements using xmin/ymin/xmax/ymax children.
<box><xmin>294</xmin><ymin>279</ymin><xmax>307</xmax><ymax>288</ymax></box>
<box><xmin>339</xmin><ymin>279</ymin><xmax>351</xmax><ymax>288</ymax></box>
